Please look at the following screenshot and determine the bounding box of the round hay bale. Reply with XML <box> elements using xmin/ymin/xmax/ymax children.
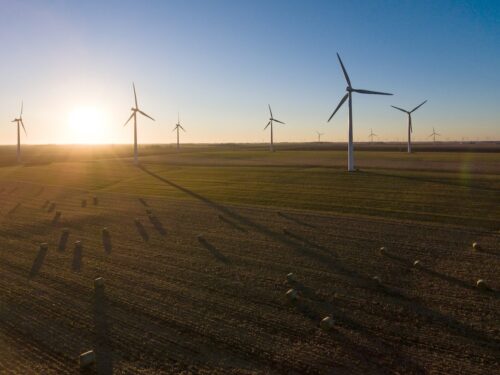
<box><xmin>94</xmin><ymin>277</ymin><xmax>105</xmax><ymax>288</ymax></box>
<box><xmin>286</xmin><ymin>288</ymin><xmax>298</xmax><ymax>301</ymax></box>
<box><xmin>476</xmin><ymin>279</ymin><xmax>489</xmax><ymax>290</ymax></box>
<box><xmin>286</xmin><ymin>273</ymin><xmax>296</xmax><ymax>283</ymax></box>
<box><xmin>320</xmin><ymin>316</ymin><xmax>334</xmax><ymax>330</ymax></box>
<box><xmin>379</xmin><ymin>247</ymin><xmax>386</xmax><ymax>255</ymax></box>
<box><xmin>472</xmin><ymin>242</ymin><xmax>481</xmax><ymax>251</ymax></box>
<box><xmin>79</xmin><ymin>350</ymin><xmax>96</xmax><ymax>369</ymax></box>
<box><xmin>102</xmin><ymin>227</ymin><xmax>109</xmax><ymax>234</ymax></box>
<box><xmin>372</xmin><ymin>276</ymin><xmax>382</xmax><ymax>285</ymax></box>
<box><xmin>74</xmin><ymin>240</ymin><xmax>82</xmax><ymax>249</ymax></box>
<box><xmin>413</xmin><ymin>260</ymin><xmax>421</xmax><ymax>267</ymax></box>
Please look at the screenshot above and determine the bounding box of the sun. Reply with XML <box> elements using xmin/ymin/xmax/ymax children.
<box><xmin>67</xmin><ymin>107</ymin><xmax>108</xmax><ymax>144</ymax></box>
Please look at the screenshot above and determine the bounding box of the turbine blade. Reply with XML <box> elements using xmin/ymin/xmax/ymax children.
<box><xmin>21</xmin><ymin>119</ymin><xmax>27</xmax><ymax>136</ymax></box>
<box><xmin>327</xmin><ymin>93</ymin><xmax>348</xmax><ymax>122</ymax></box>
<box><xmin>133</xmin><ymin>83</ymin><xmax>138</xmax><ymax>108</ymax></box>
<box><xmin>435</xmin><ymin>133</ymin><xmax>441</xmax><ymax>136</ymax></box>
<box><xmin>268</xmin><ymin>104</ymin><xmax>273</xmax><ymax>118</ymax></box>
<box><xmin>20</xmin><ymin>101</ymin><xmax>23</xmax><ymax>116</ymax></box>
<box><xmin>352</xmin><ymin>88</ymin><xmax>392</xmax><ymax>95</ymax></box>
<box><xmin>336</xmin><ymin>53</ymin><xmax>351</xmax><ymax>87</ymax></box>
<box><xmin>391</xmin><ymin>105</ymin><xmax>408</xmax><ymax>113</ymax></box>
<box><xmin>264</xmin><ymin>120</ymin><xmax>271</xmax><ymax>130</ymax></box>
<box><xmin>123</xmin><ymin>112</ymin><xmax>134</xmax><ymax>127</ymax></box>
<box><xmin>138</xmin><ymin>110</ymin><xmax>155</xmax><ymax>121</ymax></box>
<box><xmin>173</xmin><ymin>126</ymin><xmax>177</xmax><ymax>132</ymax></box>
<box><xmin>273</xmin><ymin>119</ymin><xmax>285</xmax><ymax>124</ymax></box>
<box><xmin>428</xmin><ymin>133</ymin><xmax>433</xmax><ymax>138</ymax></box>
<box><xmin>180</xmin><ymin>125</ymin><xmax>186</xmax><ymax>132</ymax></box>
<box><xmin>410</xmin><ymin>100</ymin><xmax>427</xmax><ymax>113</ymax></box>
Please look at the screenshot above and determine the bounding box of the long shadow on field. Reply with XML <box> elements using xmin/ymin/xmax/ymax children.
<box><xmin>283</xmin><ymin>229</ymin><xmax>329</xmax><ymax>252</ymax></box>
<box><xmin>102</xmin><ymin>230</ymin><xmax>112</xmax><ymax>254</ymax></box>
<box><xmin>7</xmin><ymin>202</ymin><xmax>21</xmax><ymax>215</ymax></box>
<box><xmin>278</xmin><ymin>211</ymin><xmax>316</xmax><ymax>228</ymax></box>
<box><xmin>34</xmin><ymin>187</ymin><xmax>45</xmax><ymax>197</ymax></box>
<box><xmin>362</xmin><ymin>170</ymin><xmax>499</xmax><ymax>193</ymax></box>
<box><xmin>29</xmin><ymin>246</ymin><xmax>48</xmax><ymax>278</ymax></box>
<box><xmin>291</xmin><ymin>280</ymin><xmax>426</xmax><ymax>374</ymax></box>
<box><xmin>198</xmin><ymin>236</ymin><xmax>229</xmax><ymax>263</ymax></box>
<box><xmin>140</xmin><ymin>166</ymin><xmax>369</xmax><ymax>282</ymax></box>
<box><xmin>93</xmin><ymin>286</ymin><xmax>113</xmax><ymax>375</ymax></box>
<box><xmin>134</xmin><ymin>219</ymin><xmax>149</xmax><ymax>242</ymax></box>
<box><xmin>218</xmin><ymin>214</ymin><xmax>247</xmax><ymax>232</ymax></box>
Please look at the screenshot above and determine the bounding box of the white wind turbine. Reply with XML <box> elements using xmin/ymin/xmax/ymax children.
<box><xmin>123</xmin><ymin>83</ymin><xmax>155</xmax><ymax>164</ymax></box>
<box><xmin>264</xmin><ymin>105</ymin><xmax>284</xmax><ymax>152</ymax></box>
<box><xmin>368</xmin><ymin>128</ymin><xmax>377</xmax><ymax>143</ymax></box>
<box><xmin>316</xmin><ymin>131</ymin><xmax>324</xmax><ymax>143</ymax></box>
<box><xmin>327</xmin><ymin>53</ymin><xmax>393</xmax><ymax>172</ymax></box>
<box><xmin>11</xmin><ymin>101</ymin><xmax>27</xmax><ymax>164</ymax></box>
<box><xmin>391</xmin><ymin>100</ymin><xmax>427</xmax><ymax>153</ymax></box>
<box><xmin>428</xmin><ymin>127</ymin><xmax>440</xmax><ymax>143</ymax></box>
<box><xmin>173</xmin><ymin>113</ymin><xmax>186</xmax><ymax>150</ymax></box>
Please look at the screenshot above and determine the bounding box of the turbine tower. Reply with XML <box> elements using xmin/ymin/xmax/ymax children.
<box><xmin>173</xmin><ymin>113</ymin><xmax>186</xmax><ymax>150</ymax></box>
<box><xmin>391</xmin><ymin>100</ymin><xmax>427</xmax><ymax>153</ymax></box>
<box><xmin>428</xmin><ymin>127</ymin><xmax>440</xmax><ymax>143</ymax></box>
<box><xmin>123</xmin><ymin>83</ymin><xmax>155</xmax><ymax>165</ymax></box>
<box><xmin>317</xmin><ymin>131</ymin><xmax>324</xmax><ymax>143</ymax></box>
<box><xmin>11</xmin><ymin>101</ymin><xmax>27</xmax><ymax>164</ymax></box>
<box><xmin>368</xmin><ymin>128</ymin><xmax>377</xmax><ymax>143</ymax></box>
<box><xmin>264</xmin><ymin>105</ymin><xmax>284</xmax><ymax>152</ymax></box>
<box><xmin>327</xmin><ymin>53</ymin><xmax>393</xmax><ymax>172</ymax></box>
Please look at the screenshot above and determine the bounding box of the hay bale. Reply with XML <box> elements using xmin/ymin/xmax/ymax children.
<box><xmin>79</xmin><ymin>350</ymin><xmax>96</xmax><ymax>369</ymax></box>
<box><xmin>413</xmin><ymin>260</ymin><xmax>421</xmax><ymax>267</ymax></box>
<box><xmin>286</xmin><ymin>273</ymin><xmax>296</xmax><ymax>283</ymax></box>
<box><xmin>372</xmin><ymin>276</ymin><xmax>382</xmax><ymax>285</ymax></box>
<box><xmin>476</xmin><ymin>279</ymin><xmax>489</xmax><ymax>290</ymax></box>
<box><xmin>472</xmin><ymin>242</ymin><xmax>481</xmax><ymax>251</ymax></box>
<box><xmin>320</xmin><ymin>316</ymin><xmax>334</xmax><ymax>330</ymax></box>
<box><xmin>286</xmin><ymin>288</ymin><xmax>298</xmax><ymax>301</ymax></box>
<box><xmin>94</xmin><ymin>277</ymin><xmax>105</xmax><ymax>288</ymax></box>
<box><xmin>379</xmin><ymin>247</ymin><xmax>386</xmax><ymax>255</ymax></box>
<box><xmin>74</xmin><ymin>240</ymin><xmax>82</xmax><ymax>249</ymax></box>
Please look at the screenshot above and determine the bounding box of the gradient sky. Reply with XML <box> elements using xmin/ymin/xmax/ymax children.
<box><xmin>0</xmin><ymin>0</ymin><xmax>499</xmax><ymax>144</ymax></box>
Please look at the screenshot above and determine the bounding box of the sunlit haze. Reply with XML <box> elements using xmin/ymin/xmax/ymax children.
<box><xmin>0</xmin><ymin>0</ymin><xmax>499</xmax><ymax>145</ymax></box>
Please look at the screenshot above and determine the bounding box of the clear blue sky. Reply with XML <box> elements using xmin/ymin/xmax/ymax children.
<box><xmin>0</xmin><ymin>0</ymin><xmax>499</xmax><ymax>144</ymax></box>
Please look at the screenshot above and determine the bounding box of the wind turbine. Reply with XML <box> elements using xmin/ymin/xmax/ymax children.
<box><xmin>264</xmin><ymin>105</ymin><xmax>284</xmax><ymax>152</ymax></box>
<box><xmin>428</xmin><ymin>127</ymin><xmax>440</xmax><ymax>143</ymax></box>
<box><xmin>391</xmin><ymin>100</ymin><xmax>427</xmax><ymax>153</ymax></box>
<box><xmin>316</xmin><ymin>131</ymin><xmax>324</xmax><ymax>143</ymax></box>
<box><xmin>123</xmin><ymin>83</ymin><xmax>155</xmax><ymax>164</ymax></box>
<box><xmin>327</xmin><ymin>53</ymin><xmax>393</xmax><ymax>172</ymax></box>
<box><xmin>368</xmin><ymin>128</ymin><xmax>377</xmax><ymax>143</ymax></box>
<box><xmin>173</xmin><ymin>113</ymin><xmax>186</xmax><ymax>150</ymax></box>
<box><xmin>11</xmin><ymin>101</ymin><xmax>27</xmax><ymax>164</ymax></box>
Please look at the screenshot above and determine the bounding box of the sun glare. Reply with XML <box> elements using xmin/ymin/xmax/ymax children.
<box><xmin>67</xmin><ymin>107</ymin><xmax>108</xmax><ymax>144</ymax></box>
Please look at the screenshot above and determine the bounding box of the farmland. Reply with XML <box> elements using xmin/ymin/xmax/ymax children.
<box><xmin>0</xmin><ymin>144</ymin><xmax>499</xmax><ymax>374</ymax></box>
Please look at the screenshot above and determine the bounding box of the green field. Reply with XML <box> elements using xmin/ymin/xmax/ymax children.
<box><xmin>0</xmin><ymin>144</ymin><xmax>499</xmax><ymax>374</ymax></box>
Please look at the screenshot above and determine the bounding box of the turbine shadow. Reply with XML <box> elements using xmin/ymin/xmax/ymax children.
<box><xmin>218</xmin><ymin>214</ymin><xmax>247</xmax><ymax>232</ymax></box>
<box><xmin>278</xmin><ymin>211</ymin><xmax>316</xmax><ymax>228</ymax></box>
<box><xmin>138</xmin><ymin>198</ymin><xmax>149</xmax><ymax>207</ymax></box>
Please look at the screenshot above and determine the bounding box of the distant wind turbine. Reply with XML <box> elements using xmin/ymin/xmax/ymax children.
<box><xmin>391</xmin><ymin>100</ymin><xmax>427</xmax><ymax>153</ymax></box>
<box><xmin>368</xmin><ymin>128</ymin><xmax>377</xmax><ymax>143</ymax></box>
<box><xmin>316</xmin><ymin>131</ymin><xmax>324</xmax><ymax>143</ymax></box>
<box><xmin>428</xmin><ymin>127</ymin><xmax>440</xmax><ymax>143</ymax></box>
<box><xmin>11</xmin><ymin>101</ymin><xmax>27</xmax><ymax>163</ymax></box>
<box><xmin>264</xmin><ymin>105</ymin><xmax>284</xmax><ymax>152</ymax></box>
<box><xmin>173</xmin><ymin>113</ymin><xmax>186</xmax><ymax>150</ymax></box>
<box><xmin>123</xmin><ymin>83</ymin><xmax>155</xmax><ymax>164</ymax></box>
<box><xmin>327</xmin><ymin>53</ymin><xmax>393</xmax><ymax>172</ymax></box>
